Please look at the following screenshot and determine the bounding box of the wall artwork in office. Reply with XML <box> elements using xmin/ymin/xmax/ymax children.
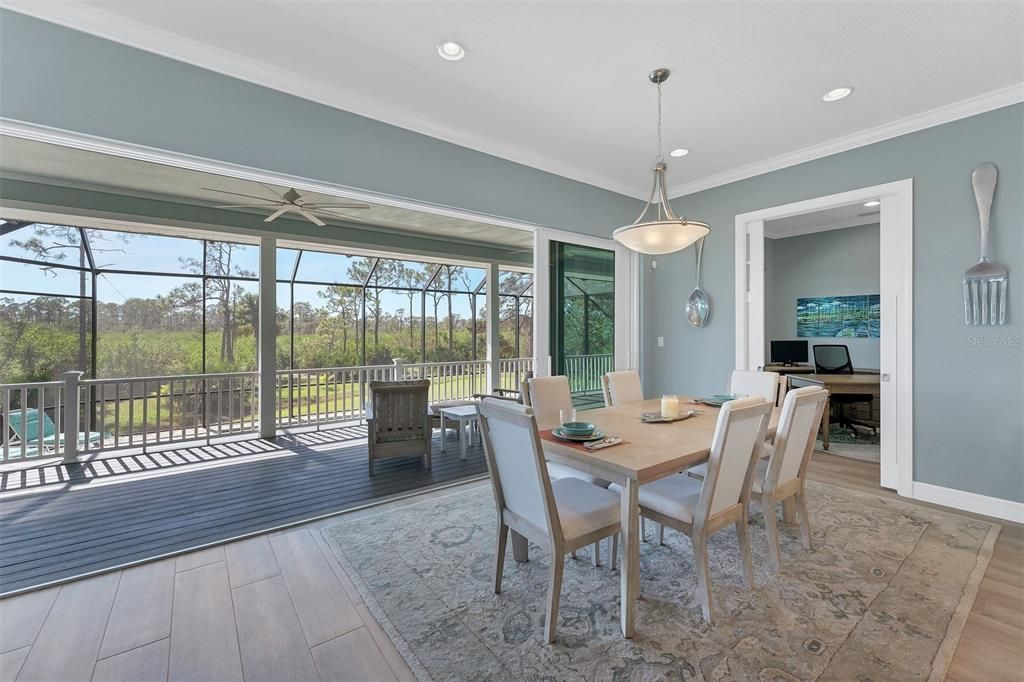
<box><xmin>797</xmin><ymin>295</ymin><xmax>880</xmax><ymax>338</ymax></box>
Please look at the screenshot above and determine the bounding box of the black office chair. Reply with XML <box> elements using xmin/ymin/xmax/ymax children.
<box><xmin>812</xmin><ymin>344</ymin><xmax>875</xmax><ymax>433</ymax></box>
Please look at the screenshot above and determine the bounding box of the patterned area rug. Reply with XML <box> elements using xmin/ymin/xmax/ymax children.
<box><xmin>323</xmin><ymin>481</ymin><xmax>998</xmax><ymax>681</ymax></box>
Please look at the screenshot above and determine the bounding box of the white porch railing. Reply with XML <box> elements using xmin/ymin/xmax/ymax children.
<box><xmin>0</xmin><ymin>356</ymin><xmax>542</xmax><ymax>463</ymax></box>
<box><xmin>564</xmin><ymin>353</ymin><xmax>614</xmax><ymax>394</ymax></box>
<box><xmin>78</xmin><ymin>372</ymin><xmax>261</xmax><ymax>455</ymax></box>
<box><xmin>1</xmin><ymin>380</ymin><xmax>65</xmax><ymax>463</ymax></box>
<box><xmin>275</xmin><ymin>364</ymin><xmax>397</xmax><ymax>429</ymax></box>
<box><xmin>498</xmin><ymin>357</ymin><xmax>533</xmax><ymax>392</ymax></box>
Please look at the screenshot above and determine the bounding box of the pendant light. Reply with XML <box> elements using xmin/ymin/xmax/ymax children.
<box><xmin>612</xmin><ymin>68</ymin><xmax>709</xmax><ymax>255</ymax></box>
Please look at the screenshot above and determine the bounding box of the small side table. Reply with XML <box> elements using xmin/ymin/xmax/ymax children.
<box><xmin>439</xmin><ymin>404</ymin><xmax>480</xmax><ymax>460</ymax></box>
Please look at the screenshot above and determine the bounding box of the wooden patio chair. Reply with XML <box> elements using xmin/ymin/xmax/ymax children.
<box><xmin>367</xmin><ymin>380</ymin><xmax>432</xmax><ymax>476</ymax></box>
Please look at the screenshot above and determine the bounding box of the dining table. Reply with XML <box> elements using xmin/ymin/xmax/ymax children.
<box><xmin>512</xmin><ymin>397</ymin><xmax>781</xmax><ymax>638</ymax></box>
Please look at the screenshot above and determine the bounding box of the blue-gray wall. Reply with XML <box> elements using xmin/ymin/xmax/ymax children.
<box><xmin>645</xmin><ymin>104</ymin><xmax>1023</xmax><ymax>502</ymax></box>
<box><xmin>0</xmin><ymin>9</ymin><xmax>638</xmax><ymax>239</ymax></box>
<box><xmin>766</xmin><ymin>223</ymin><xmax>880</xmax><ymax>368</ymax></box>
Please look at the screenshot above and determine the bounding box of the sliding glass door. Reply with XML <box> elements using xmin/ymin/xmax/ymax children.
<box><xmin>550</xmin><ymin>242</ymin><xmax>616</xmax><ymax>407</ymax></box>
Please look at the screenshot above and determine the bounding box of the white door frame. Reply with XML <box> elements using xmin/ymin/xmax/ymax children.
<box><xmin>532</xmin><ymin>227</ymin><xmax>641</xmax><ymax>378</ymax></box>
<box><xmin>734</xmin><ymin>179</ymin><xmax>913</xmax><ymax>496</ymax></box>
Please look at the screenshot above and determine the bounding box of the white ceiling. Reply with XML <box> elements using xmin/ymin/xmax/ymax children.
<box><xmin>0</xmin><ymin>135</ymin><xmax>535</xmax><ymax>250</ymax></box>
<box><xmin>765</xmin><ymin>202</ymin><xmax>881</xmax><ymax>240</ymax></box>
<box><xmin>4</xmin><ymin>1</ymin><xmax>1024</xmax><ymax>198</ymax></box>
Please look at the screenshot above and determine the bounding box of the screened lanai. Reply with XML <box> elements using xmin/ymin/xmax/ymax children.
<box><xmin>0</xmin><ymin>217</ymin><xmax>539</xmax><ymax>463</ymax></box>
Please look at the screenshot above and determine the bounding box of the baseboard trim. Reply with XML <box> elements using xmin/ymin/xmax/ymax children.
<box><xmin>912</xmin><ymin>481</ymin><xmax>1024</xmax><ymax>524</ymax></box>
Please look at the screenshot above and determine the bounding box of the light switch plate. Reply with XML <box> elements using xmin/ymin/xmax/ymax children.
<box><xmin>657</xmin><ymin>336</ymin><xmax>664</xmax><ymax>347</ymax></box>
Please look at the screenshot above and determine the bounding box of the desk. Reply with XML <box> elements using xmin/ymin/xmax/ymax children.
<box><xmin>534</xmin><ymin>398</ymin><xmax>780</xmax><ymax>637</ymax></box>
<box><xmin>788</xmin><ymin>374</ymin><xmax>881</xmax><ymax>449</ymax></box>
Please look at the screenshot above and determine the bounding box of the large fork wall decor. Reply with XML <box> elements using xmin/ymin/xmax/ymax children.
<box><xmin>963</xmin><ymin>162</ymin><xmax>1008</xmax><ymax>325</ymax></box>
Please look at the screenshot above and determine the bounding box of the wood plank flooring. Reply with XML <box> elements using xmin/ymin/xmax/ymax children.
<box><xmin>0</xmin><ymin>451</ymin><xmax>1020</xmax><ymax>681</ymax></box>
<box><xmin>0</xmin><ymin>427</ymin><xmax>487</xmax><ymax>595</ymax></box>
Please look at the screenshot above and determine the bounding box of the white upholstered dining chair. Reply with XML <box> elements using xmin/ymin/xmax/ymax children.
<box><xmin>687</xmin><ymin>386</ymin><xmax>827</xmax><ymax>570</ymax></box>
<box><xmin>601</xmin><ymin>370</ymin><xmax>644</xmax><ymax>407</ymax></box>
<box><xmin>729</xmin><ymin>369</ymin><xmax>780</xmax><ymax>403</ymax></box>
<box><xmin>612</xmin><ymin>397</ymin><xmax>773</xmax><ymax>623</ymax></box>
<box><xmin>477</xmin><ymin>399</ymin><xmax>621</xmax><ymax>644</ymax></box>
<box><xmin>526</xmin><ymin>375</ymin><xmax>613</xmax><ymax>564</ymax></box>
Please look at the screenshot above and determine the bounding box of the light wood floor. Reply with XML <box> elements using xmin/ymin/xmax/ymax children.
<box><xmin>0</xmin><ymin>452</ymin><xmax>1020</xmax><ymax>681</ymax></box>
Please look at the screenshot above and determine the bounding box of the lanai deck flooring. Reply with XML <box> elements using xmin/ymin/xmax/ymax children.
<box><xmin>0</xmin><ymin>425</ymin><xmax>488</xmax><ymax>595</ymax></box>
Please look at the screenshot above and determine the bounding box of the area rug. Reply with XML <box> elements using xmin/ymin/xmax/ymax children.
<box><xmin>323</xmin><ymin>481</ymin><xmax>999</xmax><ymax>681</ymax></box>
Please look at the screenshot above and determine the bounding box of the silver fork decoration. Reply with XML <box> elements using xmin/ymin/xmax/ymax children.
<box><xmin>963</xmin><ymin>163</ymin><xmax>1008</xmax><ymax>325</ymax></box>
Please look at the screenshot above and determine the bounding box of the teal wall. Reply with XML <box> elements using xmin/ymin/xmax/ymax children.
<box><xmin>765</xmin><ymin>223</ymin><xmax>880</xmax><ymax>369</ymax></box>
<box><xmin>645</xmin><ymin>104</ymin><xmax>1023</xmax><ymax>502</ymax></box>
<box><xmin>0</xmin><ymin>9</ymin><xmax>638</xmax><ymax>239</ymax></box>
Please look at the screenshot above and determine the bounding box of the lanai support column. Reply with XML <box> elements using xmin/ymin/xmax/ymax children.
<box><xmin>258</xmin><ymin>237</ymin><xmax>277</xmax><ymax>439</ymax></box>
<box><xmin>485</xmin><ymin>263</ymin><xmax>501</xmax><ymax>394</ymax></box>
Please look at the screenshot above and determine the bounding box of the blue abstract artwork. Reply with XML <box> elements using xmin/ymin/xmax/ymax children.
<box><xmin>797</xmin><ymin>295</ymin><xmax>880</xmax><ymax>338</ymax></box>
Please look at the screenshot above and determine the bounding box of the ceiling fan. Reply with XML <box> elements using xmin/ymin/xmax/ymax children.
<box><xmin>202</xmin><ymin>183</ymin><xmax>371</xmax><ymax>227</ymax></box>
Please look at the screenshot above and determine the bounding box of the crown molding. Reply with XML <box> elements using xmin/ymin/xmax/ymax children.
<box><xmin>669</xmin><ymin>83</ymin><xmax>1024</xmax><ymax>198</ymax></box>
<box><xmin>0</xmin><ymin>1</ymin><xmax>645</xmax><ymax>200</ymax></box>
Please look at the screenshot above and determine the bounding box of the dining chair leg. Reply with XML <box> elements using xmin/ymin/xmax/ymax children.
<box><xmin>692</xmin><ymin>534</ymin><xmax>714</xmax><ymax>623</ymax></box>
<box><xmin>610</xmin><ymin>533</ymin><xmax>618</xmax><ymax>570</ymax></box>
<box><xmin>570</xmin><ymin>549</ymin><xmax>577</xmax><ymax>559</ymax></box>
<box><xmin>544</xmin><ymin>552</ymin><xmax>565</xmax><ymax>644</ymax></box>
<box><xmin>593</xmin><ymin>542</ymin><xmax>601</xmax><ymax>567</ymax></box>
<box><xmin>795</xmin><ymin>492</ymin><xmax>813</xmax><ymax>551</ymax></box>
<box><xmin>641</xmin><ymin>517</ymin><xmax>648</xmax><ymax>541</ymax></box>
<box><xmin>658</xmin><ymin>523</ymin><xmax>665</xmax><ymax>545</ymax></box>
<box><xmin>494</xmin><ymin>522</ymin><xmax>508</xmax><ymax>594</ymax></box>
<box><xmin>735</xmin><ymin>519</ymin><xmax>755</xmax><ymax>588</ymax></box>
<box><xmin>782</xmin><ymin>498</ymin><xmax>797</xmax><ymax>525</ymax></box>
<box><xmin>763</xmin><ymin>501</ymin><xmax>783</xmax><ymax>571</ymax></box>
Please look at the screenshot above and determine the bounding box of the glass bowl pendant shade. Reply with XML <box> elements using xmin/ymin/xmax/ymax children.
<box><xmin>612</xmin><ymin>68</ymin><xmax>709</xmax><ymax>255</ymax></box>
<box><xmin>612</xmin><ymin>161</ymin><xmax>709</xmax><ymax>255</ymax></box>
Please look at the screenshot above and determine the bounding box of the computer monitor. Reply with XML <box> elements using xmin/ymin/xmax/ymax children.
<box><xmin>770</xmin><ymin>340</ymin><xmax>808</xmax><ymax>365</ymax></box>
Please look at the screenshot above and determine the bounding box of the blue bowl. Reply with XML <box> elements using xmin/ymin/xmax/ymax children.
<box><xmin>560</xmin><ymin>421</ymin><xmax>596</xmax><ymax>436</ymax></box>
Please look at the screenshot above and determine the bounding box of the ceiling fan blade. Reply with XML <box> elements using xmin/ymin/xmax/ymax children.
<box><xmin>297</xmin><ymin>208</ymin><xmax>326</xmax><ymax>227</ymax></box>
<box><xmin>263</xmin><ymin>206</ymin><xmax>291</xmax><ymax>223</ymax></box>
<box><xmin>216</xmin><ymin>204</ymin><xmax>280</xmax><ymax>209</ymax></box>
<box><xmin>202</xmin><ymin>187</ymin><xmax>280</xmax><ymax>202</ymax></box>
<box><xmin>257</xmin><ymin>182</ymin><xmax>287</xmax><ymax>200</ymax></box>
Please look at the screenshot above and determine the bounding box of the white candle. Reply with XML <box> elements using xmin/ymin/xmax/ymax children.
<box><xmin>661</xmin><ymin>395</ymin><xmax>680</xmax><ymax>419</ymax></box>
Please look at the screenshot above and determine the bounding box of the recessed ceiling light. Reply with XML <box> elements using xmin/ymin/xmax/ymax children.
<box><xmin>669</xmin><ymin>148</ymin><xmax>690</xmax><ymax>158</ymax></box>
<box><xmin>437</xmin><ymin>41</ymin><xmax>466</xmax><ymax>61</ymax></box>
<box><xmin>822</xmin><ymin>87</ymin><xmax>853</xmax><ymax>102</ymax></box>
<box><xmin>863</xmin><ymin>200</ymin><xmax>881</xmax><ymax>207</ymax></box>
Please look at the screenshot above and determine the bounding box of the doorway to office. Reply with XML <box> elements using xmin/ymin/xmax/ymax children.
<box><xmin>734</xmin><ymin>180</ymin><xmax>913</xmax><ymax>496</ymax></box>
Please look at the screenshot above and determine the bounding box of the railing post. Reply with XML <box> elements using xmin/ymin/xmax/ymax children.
<box><xmin>258</xmin><ymin>236</ymin><xmax>277</xmax><ymax>440</ymax></box>
<box><xmin>485</xmin><ymin>263</ymin><xmax>500</xmax><ymax>393</ymax></box>
<box><xmin>62</xmin><ymin>371</ymin><xmax>83</xmax><ymax>465</ymax></box>
<box><xmin>392</xmin><ymin>357</ymin><xmax>405</xmax><ymax>381</ymax></box>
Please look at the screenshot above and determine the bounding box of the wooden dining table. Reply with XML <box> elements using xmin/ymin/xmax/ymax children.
<box><xmin>517</xmin><ymin>397</ymin><xmax>781</xmax><ymax>638</ymax></box>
